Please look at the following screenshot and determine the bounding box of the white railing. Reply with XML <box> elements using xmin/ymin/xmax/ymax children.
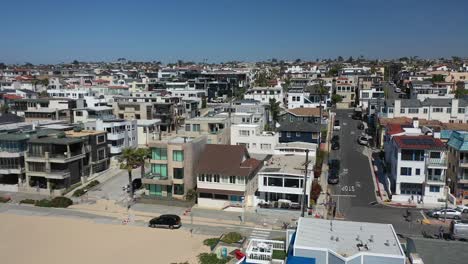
<box><xmin>245</xmin><ymin>239</ymin><xmax>285</xmax><ymax>264</ymax></box>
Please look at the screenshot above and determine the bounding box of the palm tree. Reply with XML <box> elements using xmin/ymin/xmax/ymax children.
<box><xmin>119</xmin><ymin>148</ymin><xmax>139</xmax><ymax>197</ymax></box>
<box><xmin>134</xmin><ymin>148</ymin><xmax>150</xmax><ymax>180</ymax></box>
<box><xmin>268</xmin><ymin>98</ymin><xmax>281</xmax><ymax>128</ymax></box>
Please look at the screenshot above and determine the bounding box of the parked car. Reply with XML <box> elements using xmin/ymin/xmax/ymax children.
<box><xmin>331</xmin><ymin>141</ymin><xmax>340</xmax><ymax>150</ymax></box>
<box><xmin>328</xmin><ymin>159</ymin><xmax>340</xmax><ymax>184</ymax></box>
<box><xmin>351</xmin><ymin>112</ymin><xmax>362</xmax><ymax>120</ymax></box>
<box><xmin>394</xmin><ymin>87</ymin><xmax>401</xmax><ymax>93</ymax></box>
<box><xmin>132</xmin><ymin>178</ymin><xmax>142</xmax><ymax>190</ymax></box>
<box><xmin>333</xmin><ymin>120</ymin><xmax>341</xmax><ymax>131</ymax></box>
<box><xmin>357</xmin><ymin>136</ymin><xmax>370</xmax><ymax>146</ymax></box>
<box><xmin>148</xmin><ymin>214</ymin><xmax>181</xmax><ymax>229</ymax></box>
<box><xmin>428</xmin><ymin>208</ymin><xmax>462</xmax><ymax>219</ymax></box>
<box><xmin>331</xmin><ymin>135</ymin><xmax>339</xmax><ymax>143</ymax></box>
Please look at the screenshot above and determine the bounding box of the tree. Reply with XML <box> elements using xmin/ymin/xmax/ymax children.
<box><xmin>294</xmin><ymin>58</ymin><xmax>301</xmax><ymax>64</ymax></box>
<box><xmin>72</xmin><ymin>60</ymin><xmax>79</xmax><ymax>65</ymax></box>
<box><xmin>432</xmin><ymin>74</ymin><xmax>445</xmax><ymax>82</ymax></box>
<box><xmin>254</xmin><ymin>70</ymin><xmax>270</xmax><ymax>87</ymax></box>
<box><xmin>119</xmin><ymin>148</ymin><xmax>140</xmax><ymax>197</ymax></box>
<box><xmin>268</xmin><ymin>98</ymin><xmax>281</xmax><ymax>126</ymax></box>
<box><xmin>337</xmin><ymin>56</ymin><xmax>344</xmax><ymax>62</ymax></box>
<box><xmin>0</xmin><ymin>104</ymin><xmax>9</xmax><ymax>114</ymax></box>
<box><xmin>455</xmin><ymin>81</ymin><xmax>467</xmax><ymax>98</ymax></box>
<box><xmin>346</xmin><ymin>56</ymin><xmax>354</xmax><ymax>63</ymax></box>
<box><xmin>134</xmin><ymin>148</ymin><xmax>150</xmax><ymax>181</ymax></box>
<box><xmin>327</xmin><ymin>64</ymin><xmax>342</xmax><ymax>77</ymax></box>
<box><xmin>331</xmin><ymin>94</ymin><xmax>343</xmax><ymax>105</ymax></box>
<box><xmin>0</xmin><ymin>62</ymin><xmax>6</xmax><ymax>70</ymax></box>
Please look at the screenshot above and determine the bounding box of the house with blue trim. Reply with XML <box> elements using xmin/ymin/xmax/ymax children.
<box><xmin>277</xmin><ymin>108</ymin><xmax>326</xmax><ymax>144</ymax></box>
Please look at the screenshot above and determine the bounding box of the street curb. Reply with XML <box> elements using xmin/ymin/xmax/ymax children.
<box><xmin>366</xmin><ymin>148</ymin><xmax>384</xmax><ymax>204</ymax></box>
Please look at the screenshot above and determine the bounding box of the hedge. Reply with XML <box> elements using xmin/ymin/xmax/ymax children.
<box><xmin>197</xmin><ymin>253</ymin><xmax>231</xmax><ymax>264</ymax></box>
<box><xmin>0</xmin><ymin>196</ymin><xmax>11</xmax><ymax>203</ymax></box>
<box><xmin>72</xmin><ymin>180</ymin><xmax>100</xmax><ymax>197</ymax></box>
<box><xmin>272</xmin><ymin>250</ymin><xmax>286</xmax><ymax>260</ymax></box>
<box><xmin>35</xmin><ymin>197</ymin><xmax>73</xmax><ymax>208</ymax></box>
<box><xmin>19</xmin><ymin>199</ymin><xmax>36</xmax><ymax>205</ymax></box>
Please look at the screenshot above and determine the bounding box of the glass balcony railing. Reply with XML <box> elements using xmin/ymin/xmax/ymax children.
<box><xmin>144</xmin><ymin>172</ymin><xmax>168</xmax><ymax>180</ymax></box>
<box><xmin>426</xmin><ymin>158</ymin><xmax>447</xmax><ymax>166</ymax></box>
<box><xmin>427</xmin><ymin>175</ymin><xmax>444</xmax><ymax>182</ymax></box>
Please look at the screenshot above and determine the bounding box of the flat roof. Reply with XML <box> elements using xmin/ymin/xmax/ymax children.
<box><xmin>30</xmin><ymin>136</ymin><xmax>84</xmax><ymax>145</ymax></box>
<box><xmin>276</xmin><ymin>142</ymin><xmax>318</xmax><ymax>149</ymax></box>
<box><xmin>25</xmin><ymin>108</ymin><xmax>60</xmax><ymax>113</ymax></box>
<box><xmin>186</xmin><ymin>117</ymin><xmax>227</xmax><ymax>122</ymax></box>
<box><xmin>65</xmin><ymin>130</ymin><xmax>106</xmax><ymax>137</ymax></box>
<box><xmin>137</xmin><ymin>119</ymin><xmax>161</xmax><ymax>126</ymax></box>
<box><xmin>260</xmin><ymin>154</ymin><xmax>315</xmax><ymax>175</ymax></box>
<box><xmin>295</xmin><ymin>218</ymin><xmax>403</xmax><ymax>258</ymax></box>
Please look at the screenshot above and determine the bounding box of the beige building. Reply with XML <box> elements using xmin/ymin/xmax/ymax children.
<box><xmin>184</xmin><ymin>116</ymin><xmax>230</xmax><ymax>144</ymax></box>
<box><xmin>144</xmin><ymin>136</ymin><xmax>207</xmax><ymax>199</ymax></box>
<box><xmin>335</xmin><ymin>76</ymin><xmax>357</xmax><ymax>108</ymax></box>
<box><xmin>112</xmin><ymin>101</ymin><xmax>153</xmax><ymax>120</ymax></box>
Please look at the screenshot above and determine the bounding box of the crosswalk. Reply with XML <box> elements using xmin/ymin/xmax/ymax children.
<box><xmin>250</xmin><ymin>228</ymin><xmax>271</xmax><ymax>240</ymax></box>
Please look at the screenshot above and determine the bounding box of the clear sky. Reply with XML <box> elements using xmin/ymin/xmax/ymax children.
<box><xmin>2</xmin><ymin>0</ymin><xmax>468</xmax><ymax>64</ymax></box>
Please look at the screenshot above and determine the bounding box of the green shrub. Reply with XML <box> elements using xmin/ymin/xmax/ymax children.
<box><xmin>20</xmin><ymin>199</ymin><xmax>36</xmax><ymax>205</ymax></box>
<box><xmin>86</xmin><ymin>180</ymin><xmax>100</xmax><ymax>189</ymax></box>
<box><xmin>203</xmin><ymin>238</ymin><xmax>219</xmax><ymax>247</ymax></box>
<box><xmin>50</xmin><ymin>197</ymin><xmax>73</xmax><ymax>208</ymax></box>
<box><xmin>0</xmin><ymin>196</ymin><xmax>11</xmax><ymax>203</ymax></box>
<box><xmin>272</xmin><ymin>250</ymin><xmax>286</xmax><ymax>260</ymax></box>
<box><xmin>72</xmin><ymin>189</ymin><xmax>86</xmax><ymax>197</ymax></box>
<box><xmin>34</xmin><ymin>197</ymin><xmax>73</xmax><ymax>208</ymax></box>
<box><xmin>35</xmin><ymin>199</ymin><xmax>52</xmax><ymax>207</ymax></box>
<box><xmin>197</xmin><ymin>253</ymin><xmax>231</xmax><ymax>264</ymax></box>
<box><xmin>220</xmin><ymin>232</ymin><xmax>243</xmax><ymax>244</ymax></box>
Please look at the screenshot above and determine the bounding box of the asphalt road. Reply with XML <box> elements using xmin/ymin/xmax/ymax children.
<box><xmin>328</xmin><ymin>109</ymin><xmax>441</xmax><ymax>237</ymax></box>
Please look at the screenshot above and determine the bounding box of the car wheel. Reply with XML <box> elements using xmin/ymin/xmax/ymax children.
<box><xmin>455</xmin><ymin>216</ymin><xmax>461</xmax><ymax>220</ymax></box>
<box><xmin>169</xmin><ymin>225</ymin><xmax>174</xmax><ymax>230</ymax></box>
<box><xmin>433</xmin><ymin>214</ymin><xmax>439</xmax><ymax>218</ymax></box>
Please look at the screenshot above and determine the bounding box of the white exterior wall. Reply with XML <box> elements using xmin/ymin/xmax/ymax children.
<box><xmin>230</xmin><ymin>124</ymin><xmax>278</xmax><ymax>155</ymax></box>
<box><xmin>86</xmin><ymin>119</ymin><xmax>138</xmax><ymax>155</ymax></box>
<box><xmin>257</xmin><ymin>172</ymin><xmax>312</xmax><ymax>206</ymax></box>
<box><xmin>47</xmin><ymin>89</ymin><xmax>90</xmax><ymax>99</ymax></box>
<box><xmin>244</xmin><ymin>88</ymin><xmax>283</xmax><ymax>105</ymax></box>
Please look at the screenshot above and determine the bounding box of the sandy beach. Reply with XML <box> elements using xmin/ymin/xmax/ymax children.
<box><xmin>0</xmin><ymin>213</ymin><xmax>209</xmax><ymax>264</ymax></box>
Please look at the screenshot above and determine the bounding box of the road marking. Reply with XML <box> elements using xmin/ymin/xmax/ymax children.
<box><xmin>356</xmin><ymin>181</ymin><xmax>361</xmax><ymax>188</ymax></box>
<box><xmin>250</xmin><ymin>229</ymin><xmax>271</xmax><ymax>239</ymax></box>
<box><xmin>343</xmin><ymin>122</ymin><xmax>347</xmax><ymax>126</ymax></box>
<box><xmin>351</xmin><ymin>131</ymin><xmax>355</xmax><ymax>135</ymax></box>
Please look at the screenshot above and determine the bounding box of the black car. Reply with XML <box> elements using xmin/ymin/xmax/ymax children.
<box><xmin>357</xmin><ymin>123</ymin><xmax>365</xmax><ymax>130</ymax></box>
<box><xmin>331</xmin><ymin>141</ymin><xmax>340</xmax><ymax>150</ymax></box>
<box><xmin>149</xmin><ymin>214</ymin><xmax>181</xmax><ymax>229</ymax></box>
<box><xmin>331</xmin><ymin>135</ymin><xmax>339</xmax><ymax>143</ymax></box>
<box><xmin>351</xmin><ymin>113</ymin><xmax>362</xmax><ymax>120</ymax></box>
<box><xmin>132</xmin><ymin>178</ymin><xmax>142</xmax><ymax>190</ymax></box>
<box><xmin>328</xmin><ymin>159</ymin><xmax>340</xmax><ymax>184</ymax></box>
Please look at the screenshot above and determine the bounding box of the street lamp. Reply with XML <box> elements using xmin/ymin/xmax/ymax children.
<box><xmin>444</xmin><ymin>178</ymin><xmax>452</xmax><ymax>222</ymax></box>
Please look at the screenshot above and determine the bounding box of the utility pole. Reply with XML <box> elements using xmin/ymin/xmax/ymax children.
<box><xmin>301</xmin><ymin>149</ymin><xmax>310</xmax><ymax>217</ymax></box>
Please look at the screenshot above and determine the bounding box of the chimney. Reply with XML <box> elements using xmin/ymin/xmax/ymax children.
<box><xmin>413</xmin><ymin>117</ymin><xmax>419</xmax><ymax>128</ymax></box>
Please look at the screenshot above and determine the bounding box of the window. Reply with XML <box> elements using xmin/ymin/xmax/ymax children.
<box><xmin>415</xmin><ymin>169</ymin><xmax>420</xmax><ymax>175</ymax></box>
<box><xmin>185</xmin><ymin>124</ymin><xmax>191</xmax><ymax>131</ymax></box>
<box><xmin>151</xmin><ymin>164</ymin><xmax>168</xmax><ymax>177</ymax></box>
<box><xmin>206</xmin><ymin>174</ymin><xmax>212</xmax><ymax>182</ymax></box>
<box><xmin>362</xmin><ymin>92</ymin><xmax>369</xmax><ymax>98</ymax></box>
<box><xmin>97</xmin><ymin>148</ymin><xmax>106</xmax><ymax>160</ymax></box>
<box><xmin>172</xmin><ymin>150</ymin><xmax>184</xmax><ymax>161</ymax></box>
<box><xmin>239</xmin><ymin>130</ymin><xmax>250</xmax><ymax>136</ymax></box>
<box><xmin>96</xmin><ymin>135</ymin><xmax>105</xmax><ymax>144</ymax></box>
<box><xmin>213</xmin><ymin>174</ymin><xmax>220</xmax><ymax>183</ymax></box>
<box><xmin>192</xmin><ymin>124</ymin><xmax>200</xmax><ymax>132</ymax></box>
<box><xmin>430</xmin><ymin>152</ymin><xmax>441</xmax><ymax>159</ymax></box>
<box><xmin>429</xmin><ymin>186</ymin><xmax>440</xmax><ymax>192</ymax></box>
<box><xmin>152</xmin><ymin>148</ymin><xmax>167</xmax><ymax>160</ymax></box>
<box><xmin>229</xmin><ymin>176</ymin><xmax>236</xmax><ymax>184</ymax></box>
<box><xmin>459</xmin><ymin>108</ymin><xmax>466</xmax><ymax>114</ymax></box>
<box><xmin>284</xmin><ymin>178</ymin><xmax>300</xmax><ymax>188</ymax></box>
<box><xmin>173</xmin><ymin>168</ymin><xmax>184</xmax><ymax>179</ymax></box>
<box><xmin>408</xmin><ymin>108</ymin><xmax>419</xmax><ymax>114</ymax></box>
<box><xmin>174</xmin><ymin>184</ymin><xmax>184</xmax><ymax>195</ymax></box>
<box><xmin>214</xmin><ymin>194</ymin><xmax>228</xmax><ymax>200</ymax></box>
<box><xmin>286</xmin><ymin>132</ymin><xmax>291</xmax><ymax>138</ymax></box>
<box><xmin>76</xmin><ymin>111</ymin><xmax>83</xmax><ymax>116</ymax></box>
<box><xmin>423</xmin><ymin>108</ymin><xmax>428</xmax><ymax>114</ymax></box>
<box><xmin>447</xmin><ymin>108</ymin><xmax>452</xmax><ymax>113</ymax></box>
<box><xmin>400</xmin><ymin>108</ymin><xmax>405</xmax><ymax>114</ymax></box>
<box><xmin>260</xmin><ymin>144</ymin><xmax>271</xmax><ymax>150</ymax></box>
<box><xmin>268</xmin><ymin>177</ymin><xmax>283</xmax><ymax>186</ymax></box>
<box><xmin>198</xmin><ymin>174</ymin><xmax>205</xmax><ymax>182</ymax></box>
<box><xmin>401</xmin><ymin>149</ymin><xmax>424</xmax><ymax>161</ymax></box>
<box><xmin>400</xmin><ymin>167</ymin><xmax>412</xmax><ymax>176</ymax></box>
<box><xmin>296</xmin><ymin>132</ymin><xmax>301</xmax><ymax>137</ymax></box>
<box><xmin>432</xmin><ymin>107</ymin><xmax>443</xmax><ymax>113</ymax></box>
<box><xmin>388</xmin><ymin>108</ymin><xmax>394</xmax><ymax>113</ymax></box>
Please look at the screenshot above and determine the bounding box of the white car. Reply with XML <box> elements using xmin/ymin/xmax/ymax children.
<box><xmin>430</xmin><ymin>208</ymin><xmax>462</xmax><ymax>219</ymax></box>
<box><xmin>357</xmin><ymin>136</ymin><xmax>370</xmax><ymax>146</ymax></box>
<box><xmin>394</xmin><ymin>87</ymin><xmax>401</xmax><ymax>93</ymax></box>
<box><xmin>333</xmin><ymin>120</ymin><xmax>341</xmax><ymax>131</ymax></box>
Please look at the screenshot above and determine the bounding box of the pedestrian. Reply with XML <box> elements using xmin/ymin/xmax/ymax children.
<box><xmin>417</xmin><ymin>195</ymin><xmax>420</xmax><ymax>204</ymax></box>
<box><xmin>411</xmin><ymin>195</ymin><xmax>414</xmax><ymax>203</ymax></box>
<box><xmin>439</xmin><ymin>226</ymin><xmax>444</xmax><ymax>239</ymax></box>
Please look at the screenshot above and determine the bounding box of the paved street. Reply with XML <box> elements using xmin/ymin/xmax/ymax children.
<box><xmin>328</xmin><ymin>109</ymin><xmax>441</xmax><ymax>237</ymax></box>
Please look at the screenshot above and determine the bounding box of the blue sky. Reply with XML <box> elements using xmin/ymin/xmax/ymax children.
<box><xmin>2</xmin><ymin>0</ymin><xmax>468</xmax><ymax>64</ymax></box>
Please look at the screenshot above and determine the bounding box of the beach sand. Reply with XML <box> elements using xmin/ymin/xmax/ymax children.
<box><xmin>0</xmin><ymin>213</ymin><xmax>209</xmax><ymax>264</ymax></box>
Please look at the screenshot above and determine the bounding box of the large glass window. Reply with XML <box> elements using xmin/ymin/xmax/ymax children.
<box><xmin>268</xmin><ymin>177</ymin><xmax>283</xmax><ymax>187</ymax></box>
<box><xmin>151</xmin><ymin>164</ymin><xmax>167</xmax><ymax>177</ymax></box>
<box><xmin>430</xmin><ymin>152</ymin><xmax>441</xmax><ymax>159</ymax></box>
<box><xmin>400</xmin><ymin>167</ymin><xmax>412</xmax><ymax>176</ymax></box>
<box><xmin>401</xmin><ymin>150</ymin><xmax>424</xmax><ymax>161</ymax></box>
<box><xmin>174</xmin><ymin>184</ymin><xmax>184</xmax><ymax>195</ymax></box>
<box><xmin>284</xmin><ymin>178</ymin><xmax>300</xmax><ymax>188</ymax></box>
<box><xmin>174</xmin><ymin>168</ymin><xmax>184</xmax><ymax>179</ymax></box>
<box><xmin>229</xmin><ymin>176</ymin><xmax>236</xmax><ymax>184</ymax></box>
<box><xmin>172</xmin><ymin>150</ymin><xmax>184</xmax><ymax>162</ymax></box>
<box><xmin>152</xmin><ymin>148</ymin><xmax>167</xmax><ymax>160</ymax></box>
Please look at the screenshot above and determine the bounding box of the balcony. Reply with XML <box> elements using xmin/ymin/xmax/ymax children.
<box><xmin>459</xmin><ymin>158</ymin><xmax>468</xmax><ymax>168</ymax></box>
<box><xmin>48</xmin><ymin>170</ymin><xmax>71</xmax><ymax>179</ymax></box>
<box><xmin>142</xmin><ymin>172</ymin><xmax>172</xmax><ymax>185</ymax></box>
<box><xmin>426</xmin><ymin>158</ymin><xmax>447</xmax><ymax>167</ymax></box>
<box><xmin>427</xmin><ymin>175</ymin><xmax>445</xmax><ymax>183</ymax></box>
<box><xmin>0</xmin><ymin>165</ymin><xmax>24</xmax><ymax>174</ymax></box>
